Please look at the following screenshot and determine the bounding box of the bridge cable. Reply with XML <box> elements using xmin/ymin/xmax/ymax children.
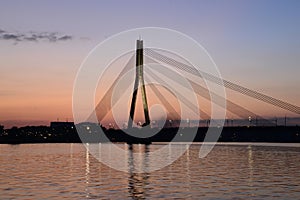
<box><xmin>88</xmin><ymin>54</ymin><xmax>135</xmax><ymax>123</ymax></box>
<box><xmin>145</xmin><ymin>56</ymin><xmax>274</xmax><ymax>125</ymax></box>
<box><xmin>145</xmin><ymin>49</ymin><xmax>300</xmax><ymax>115</ymax></box>
<box><xmin>145</xmin><ymin>49</ymin><xmax>299</xmax><ymax>113</ymax></box>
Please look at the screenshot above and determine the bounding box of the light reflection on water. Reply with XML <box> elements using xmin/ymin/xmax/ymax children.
<box><xmin>0</xmin><ymin>143</ymin><xmax>300</xmax><ymax>199</ymax></box>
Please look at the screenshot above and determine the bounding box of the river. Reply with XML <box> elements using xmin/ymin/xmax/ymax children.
<box><xmin>1</xmin><ymin>143</ymin><xmax>300</xmax><ymax>199</ymax></box>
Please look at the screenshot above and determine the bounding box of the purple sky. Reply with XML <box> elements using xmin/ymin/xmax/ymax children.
<box><xmin>0</xmin><ymin>0</ymin><xmax>299</xmax><ymax>127</ymax></box>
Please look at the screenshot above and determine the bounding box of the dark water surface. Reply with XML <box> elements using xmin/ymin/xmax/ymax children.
<box><xmin>1</xmin><ymin>143</ymin><xmax>300</xmax><ymax>199</ymax></box>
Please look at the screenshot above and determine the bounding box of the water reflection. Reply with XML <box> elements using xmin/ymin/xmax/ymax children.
<box><xmin>1</xmin><ymin>143</ymin><xmax>300</xmax><ymax>199</ymax></box>
<box><xmin>69</xmin><ymin>143</ymin><xmax>73</xmax><ymax>175</ymax></box>
<box><xmin>85</xmin><ymin>143</ymin><xmax>90</xmax><ymax>198</ymax></box>
<box><xmin>247</xmin><ymin>145</ymin><xmax>254</xmax><ymax>197</ymax></box>
<box><xmin>127</xmin><ymin>144</ymin><xmax>150</xmax><ymax>199</ymax></box>
<box><xmin>247</xmin><ymin>145</ymin><xmax>253</xmax><ymax>187</ymax></box>
<box><xmin>185</xmin><ymin>144</ymin><xmax>191</xmax><ymax>193</ymax></box>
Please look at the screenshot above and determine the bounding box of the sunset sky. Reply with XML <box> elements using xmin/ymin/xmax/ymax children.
<box><xmin>0</xmin><ymin>0</ymin><xmax>299</xmax><ymax>127</ymax></box>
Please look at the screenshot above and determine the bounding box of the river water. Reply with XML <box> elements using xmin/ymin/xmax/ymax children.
<box><xmin>1</xmin><ymin>143</ymin><xmax>300</xmax><ymax>199</ymax></box>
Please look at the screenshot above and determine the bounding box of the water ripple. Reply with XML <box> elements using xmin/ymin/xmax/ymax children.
<box><xmin>0</xmin><ymin>143</ymin><xmax>300</xmax><ymax>199</ymax></box>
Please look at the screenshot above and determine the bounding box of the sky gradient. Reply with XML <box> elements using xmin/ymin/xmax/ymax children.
<box><xmin>0</xmin><ymin>0</ymin><xmax>299</xmax><ymax>127</ymax></box>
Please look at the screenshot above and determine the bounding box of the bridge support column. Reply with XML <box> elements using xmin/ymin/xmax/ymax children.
<box><xmin>128</xmin><ymin>40</ymin><xmax>150</xmax><ymax>128</ymax></box>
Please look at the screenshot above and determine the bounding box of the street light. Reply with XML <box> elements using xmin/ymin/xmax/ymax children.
<box><xmin>248</xmin><ymin>116</ymin><xmax>252</xmax><ymax>127</ymax></box>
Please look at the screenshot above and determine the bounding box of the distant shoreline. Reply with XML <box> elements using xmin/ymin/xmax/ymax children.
<box><xmin>1</xmin><ymin>126</ymin><xmax>299</xmax><ymax>144</ymax></box>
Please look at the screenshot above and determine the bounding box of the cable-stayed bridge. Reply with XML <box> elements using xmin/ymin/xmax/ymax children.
<box><xmin>90</xmin><ymin>39</ymin><xmax>300</xmax><ymax>129</ymax></box>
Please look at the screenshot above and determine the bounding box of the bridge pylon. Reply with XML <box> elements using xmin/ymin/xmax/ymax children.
<box><xmin>128</xmin><ymin>39</ymin><xmax>150</xmax><ymax>128</ymax></box>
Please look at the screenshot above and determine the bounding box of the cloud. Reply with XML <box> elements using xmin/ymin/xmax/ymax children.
<box><xmin>0</xmin><ymin>28</ymin><xmax>73</xmax><ymax>43</ymax></box>
<box><xmin>2</xmin><ymin>33</ymin><xmax>22</xmax><ymax>40</ymax></box>
<box><xmin>58</xmin><ymin>35</ymin><xmax>72</xmax><ymax>41</ymax></box>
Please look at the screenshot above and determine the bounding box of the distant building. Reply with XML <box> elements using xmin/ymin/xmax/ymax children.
<box><xmin>0</xmin><ymin>125</ymin><xmax>4</xmax><ymax>134</ymax></box>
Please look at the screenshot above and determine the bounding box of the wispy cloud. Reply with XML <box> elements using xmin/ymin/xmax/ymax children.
<box><xmin>0</xmin><ymin>28</ymin><xmax>73</xmax><ymax>43</ymax></box>
<box><xmin>58</xmin><ymin>35</ymin><xmax>72</xmax><ymax>41</ymax></box>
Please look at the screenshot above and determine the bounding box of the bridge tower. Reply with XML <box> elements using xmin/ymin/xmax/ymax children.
<box><xmin>128</xmin><ymin>39</ymin><xmax>150</xmax><ymax>128</ymax></box>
